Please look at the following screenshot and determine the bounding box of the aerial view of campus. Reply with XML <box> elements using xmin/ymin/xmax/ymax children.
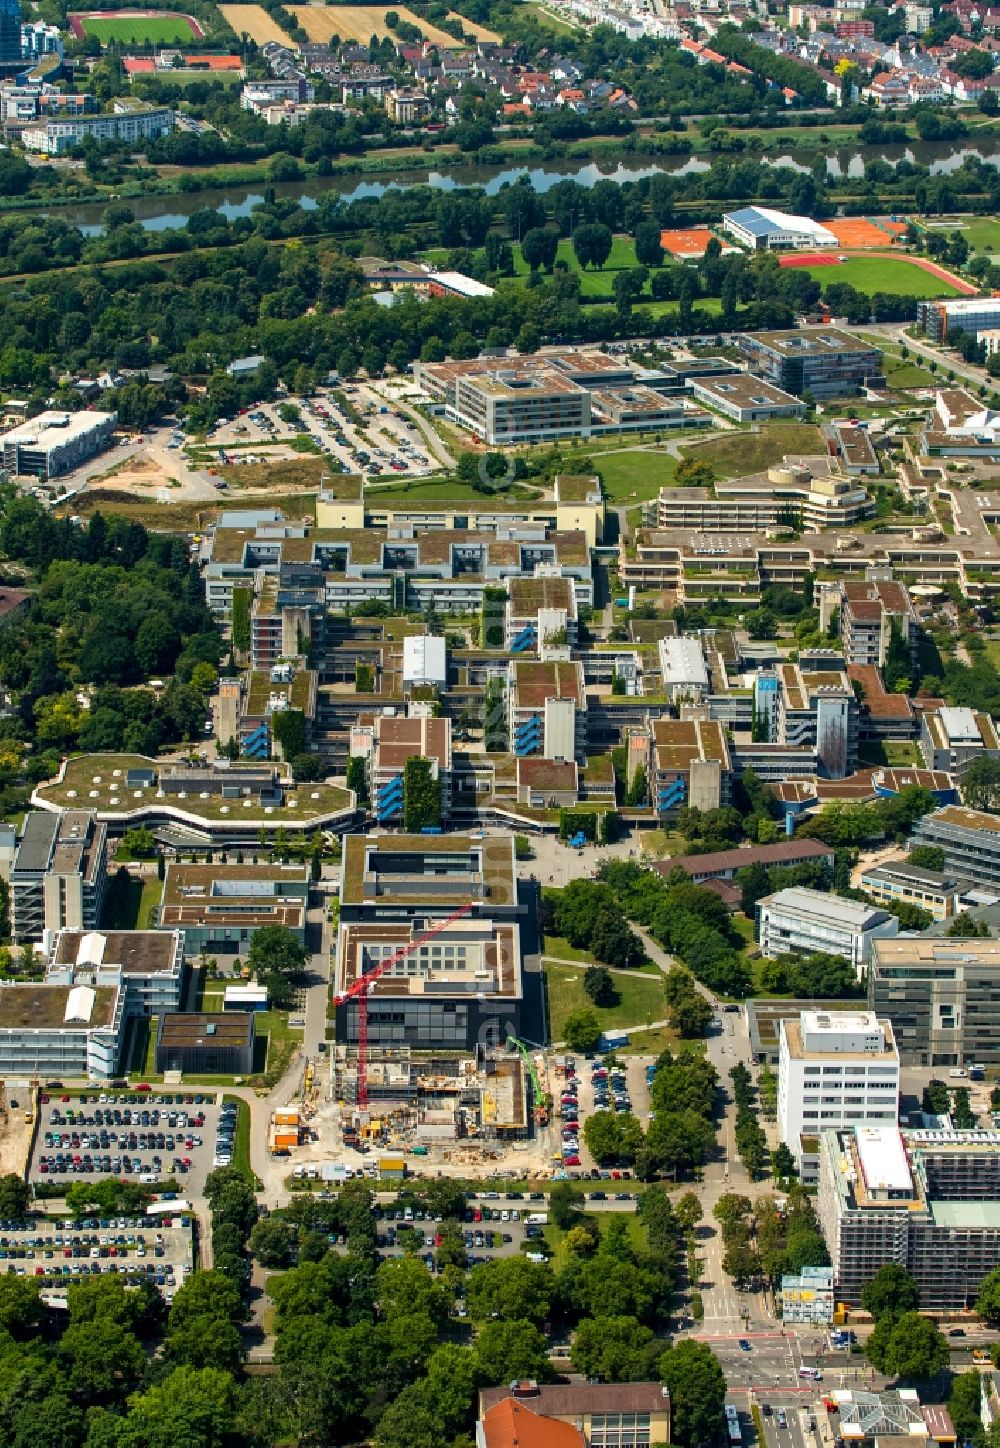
<box><xmin>14</xmin><ymin>0</ymin><xmax>1000</xmax><ymax>1442</ymax></box>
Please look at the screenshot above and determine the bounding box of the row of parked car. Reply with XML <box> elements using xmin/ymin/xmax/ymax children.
<box><xmin>214</xmin><ymin>1101</ymin><xmax>238</xmax><ymax>1168</ymax></box>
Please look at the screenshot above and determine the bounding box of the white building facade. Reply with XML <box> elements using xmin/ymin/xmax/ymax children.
<box><xmin>757</xmin><ymin>887</ymin><xmax>899</xmax><ymax>971</ymax></box>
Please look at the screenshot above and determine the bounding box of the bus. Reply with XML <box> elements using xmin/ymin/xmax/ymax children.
<box><xmin>725</xmin><ymin>1406</ymin><xmax>742</xmax><ymax>1444</ymax></box>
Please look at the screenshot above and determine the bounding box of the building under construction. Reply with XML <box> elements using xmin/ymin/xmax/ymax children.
<box><xmin>334</xmin><ymin>834</ymin><xmax>524</xmax><ymax>1053</ymax></box>
<box><xmin>332</xmin><ymin>1045</ymin><xmax>531</xmax><ymax>1143</ymax></box>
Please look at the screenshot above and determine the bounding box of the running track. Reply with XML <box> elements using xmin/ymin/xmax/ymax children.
<box><xmin>779</xmin><ymin>249</ymin><xmax>977</xmax><ymax>295</ymax></box>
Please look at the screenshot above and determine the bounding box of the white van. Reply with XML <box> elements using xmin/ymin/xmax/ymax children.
<box><xmin>799</xmin><ymin>1367</ymin><xmax>823</xmax><ymax>1381</ymax></box>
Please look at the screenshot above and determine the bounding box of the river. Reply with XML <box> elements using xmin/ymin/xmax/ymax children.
<box><xmin>43</xmin><ymin>140</ymin><xmax>1000</xmax><ymax>235</ymax></box>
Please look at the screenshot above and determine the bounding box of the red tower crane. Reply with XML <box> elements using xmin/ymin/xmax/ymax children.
<box><xmin>335</xmin><ymin>901</ymin><xmax>474</xmax><ymax>1110</ymax></box>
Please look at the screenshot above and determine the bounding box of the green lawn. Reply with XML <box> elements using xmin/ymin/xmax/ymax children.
<box><xmin>858</xmin><ymin>740</ymin><xmax>922</xmax><ymax>767</ymax></box>
<box><xmin>543</xmin><ymin>1210</ymin><xmax>649</xmax><ymax>1270</ymax></box>
<box><xmin>686</xmin><ymin>422</ymin><xmax>824</xmax><ymax>474</ymax></box>
<box><xmin>592</xmin><ymin>448</ymin><xmax>682</xmax><ymax>506</ymax></box>
<box><xmin>885</xmin><ymin>360</ymin><xmax>936</xmax><ymax>390</ymax></box>
<box><xmin>512</xmin><ymin>237</ymin><xmax>641</xmax><ymax>297</ymax></box>
<box><xmin>544</xmin><ymin>960</ymin><xmax>666</xmax><ymax>1041</ymax></box>
<box><xmin>138</xmin><ymin>876</ymin><xmax>163</xmax><ymax>930</ymax></box>
<box><xmin>542</xmin><ymin>932</ymin><xmax>600</xmax><ymax>966</ymax></box>
<box><xmin>948</xmin><ymin>217</ymin><xmax>1000</xmax><ymax>253</ymax></box>
<box><xmin>803</xmin><ymin>257</ymin><xmax>962</xmax><ymax>299</ymax></box>
<box><xmin>222</xmin><ymin>1093</ymin><xmax>256</xmax><ymax>1186</ymax></box>
<box><xmin>520</xmin><ymin>1</ymin><xmax>581</xmax><ymax>32</ymax></box>
<box><xmin>78</xmin><ymin>12</ymin><xmax>197</xmax><ymax>43</ymax></box>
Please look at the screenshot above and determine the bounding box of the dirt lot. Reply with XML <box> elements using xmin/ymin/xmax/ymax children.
<box><xmin>0</xmin><ymin>1089</ymin><xmax>34</xmax><ymax>1177</ymax></box>
<box><xmin>290</xmin><ymin>3</ymin><xmax>458</xmax><ymax>45</ymax></box>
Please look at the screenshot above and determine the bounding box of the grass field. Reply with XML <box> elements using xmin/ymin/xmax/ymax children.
<box><xmin>218</xmin><ymin>3</ymin><xmax>294</xmax><ymax>44</ymax></box>
<box><xmin>543</xmin><ymin>1211</ymin><xmax>649</xmax><ymax>1270</ymax></box>
<box><xmin>513</xmin><ymin>237</ymin><xmax>641</xmax><ymax>298</ymax></box>
<box><xmin>75</xmin><ymin>10</ymin><xmax>199</xmax><ymax>42</ymax></box>
<box><xmin>521</xmin><ymin>1</ymin><xmax>580</xmax><ymax>32</ymax></box>
<box><xmin>222</xmin><ymin>1094</ymin><xmax>255</xmax><ymax>1185</ymax></box>
<box><xmin>945</xmin><ymin>217</ymin><xmax>1000</xmax><ymax>254</ymax></box>
<box><xmin>290</xmin><ymin>4</ymin><xmax>459</xmax><ymax>45</ymax></box>
<box><xmin>544</xmin><ymin>960</ymin><xmax>666</xmax><ymax>1042</ymax></box>
<box><xmin>803</xmin><ymin>256</ymin><xmax>962</xmax><ymax>299</ymax></box>
<box><xmin>685</xmin><ymin>423</ymin><xmax>824</xmax><ymax>474</ymax></box>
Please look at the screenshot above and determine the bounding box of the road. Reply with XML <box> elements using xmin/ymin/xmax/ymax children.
<box><xmin>855</xmin><ymin>322</ymin><xmax>991</xmax><ymax>392</ymax></box>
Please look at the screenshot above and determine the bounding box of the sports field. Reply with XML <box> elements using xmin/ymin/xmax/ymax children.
<box><xmin>218</xmin><ymin>3</ymin><xmax>294</xmax><ymax>43</ymax></box>
<box><xmin>69</xmin><ymin>8</ymin><xmax>202</xmax><ymax>41</ymax></box>
<box><xmin>290</xmin><ymin>4</ymin><xmax>458</xmax><ymax>46</ymax></box>
<box><xmin>785</xmin><ymin>255</ymin><xmax>965</xmax><ymax>299</ymax></box>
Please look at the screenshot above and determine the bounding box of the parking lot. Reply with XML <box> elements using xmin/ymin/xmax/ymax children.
<box><xmin>32</xmin><ymin>1090</ymin><xmax>233</xmax><ymax>1198</ymax></box>
<box><xmin>0</xmin><ymin>1212</ymin><xmax>193</xmax><ymax>1303</ymax></box>
<box><xmin>554</xmin><ymin>1054</ymin><xmax>654</xmax><ymax>1175</ymax></box>
<box><xmin>200</xmin><ymin>386</ymin><xmax>438</xmax><ymax>482</ymax></box>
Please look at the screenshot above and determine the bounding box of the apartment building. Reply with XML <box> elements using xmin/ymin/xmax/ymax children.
<box><xmin>386</xmin><ymin>88</ymin><xmax>430</xmax><ymax>122</ymax></box>
<box><xmin>778</xmin><ymin>1010</ymin><xmax>900</xmax><ymax>1180</ymax></box>
<box><xmin>859</xmin><ymin>859</ymin><xmax>966</xmax><ymax>922</ymax></box>
<box><xmin>920</xmin><ymin>705</ymin><xmax>1000</xmax><ymax>774</ymax></box>
<box><xmin>738</xmin><ymin>328</ymin><xmax>885</xmax><ymax>398</ymax></box>
<box><xmin>648</xmin><ymin>718</ymin><xmax>732</xmax><ymax>815</ymax></box>
<box><xmin>818</xmin><ymin>1124</ymin><xmax>1000</xmax><ymax>1310</ymax></box>
<box><xmin>654</xmin><ymin>464</ymin><xmax>874</xmax><ymax>534</ymax></box>
<box><xmin>335</xmin><ymin>834</ymin><xmax>523</xmax><ymax>1051</ymax></box>
<box><xmin>910</xmin><ymin>805</ymin><xmax>1000</xmax><ymax>892</ymax></box>
<box><xmin>21</xmin><ymin>102</ymin><xmax>173</xmax><ymax>154</ymax></box>
<box><xmin>1</xmin><ymin>409</ymin><xmax>116</xmax><ymax>478</ymax></box>
<box><xmin>868</xmin><ymin>935</ymin><xmax>1000</xmax><ymax>1066</ymax></box>
<box><xmin>757</xmin><ymin>887</ymin><xmax>898</xmax><ymax>970</ymax></box>
<box><xmin>508</xmin><ymin>658</ymin><xmax>586</xmax><ymax>761</ymax></box>
<box><xmin>10</xmin><ymin>810</ymin><xmax>108</xmax><ymax>943</ymax></box>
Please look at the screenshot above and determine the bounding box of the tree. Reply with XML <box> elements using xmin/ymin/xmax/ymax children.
<box><xmin>473</xmin><ymin>1319</ymin><xmax>552</xmax><ymax>1385</ymax></box>
<box><xmin>0</xmin><ymin>1276</ymin><xmax>42</xmax><ymax>1336</ymax></box>
<box><xmin>550</xmin><ymin>1181</ymin><xmax>583</xmax><ymax>1231</ymax></box>
<box><xmin>737</xmin><ymin>862</ymin><xmax>771</xmax><ymax>918</ymax></box>
<box><xmin>962</xmin><ymin>755</ymin><xmax>1000</xmax><ymax>814</ymax></box>
<box><xmin>571</xmin><ymin>1315</ymin><xmax>659</xmax><ymax>1381</ymax></box>
<box><xmin>249</xmin><ymin>1217</ymin><xmax>295</xmax><ymax>1269</ymax></box>
<box><xmin>521</xmin><ymin>226</ymin><xmax>558</xmax><ymax>272</ymax></box>
<box><xmin>634</xmin><ymin>221</ymin><xmax>664</xmax><ymax>268</ymax></box>
<box><xmin>659</xmin><ymin>1340</ymin><xmax>727</xmax><ymax>1448</ymax></box>
<box><xmin>976</xmin><ymin>1264</ymin><xmax>1000</xmax><ymax>1324</ymax></box>
<box><xmin>675</xmin><ymin>1192</ymin><xmax>703</xmax><ymax>1234</ymax></box>
<box><xmin>59</xmin><ymin>1317</ymin><xmax>145</xmax><ymax>1400</ymax></box>
<box><xmin>0</xmin><ymin>1174</ymin><xmax>30</xmax><ymax>1221</ymax></box>
<box><xmin>866</xmin><ymin>1311</ymin><xmax>949</xmax><ymax>1381</ymax></box>
<box><xmin>245</xmin><ymin>924</ymin><xmax>308</xmax><ymax>1009</ymax></box>
<box><xmin>861</xmin><ymin>1263</ymin><xmax>920</xmax><ymax>1321</ymax></box>
<box><xmin>590</xmin><ymin>903</ymin><xmax>644</xmax><ymax>969</ymax></box>
<box><xmin>564</xmin><ymin>1007</ymin><xmax>602</xmax><ymax>1052</ymax></box>
<box><xmin>572</xmin><ymin>222</ymin><xmax>613</xmax><ymax>270</ymax></box>
<box><xmin>117</xmin><ymin>1366</ymin><xmax>236</xmax><ymax>1448</ymax></box>
<box><xmin>466</xmin><ymin>1256</ymin><xmax>553</xmax><ymax>1324</ymax></box>
<box><xmin>402</xmin><ymin>756</ymin><xmax>441</xmax><ymax>832</ymax></box>
<box><xmin>584</xmin><ymin>965</ymin><xmax>615</xmax><ymax>1006</ymax></box>
<box><xmin>772</xmin><ymin>1143</ymin><xmax>797</xmax><ymax>1182</ymax></box>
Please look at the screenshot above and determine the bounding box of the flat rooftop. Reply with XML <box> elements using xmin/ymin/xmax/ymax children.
<box><xmin>2</xmin><ymin>410</ymin><xmax>115</xmax><ymax>446</ymax></box>
<box><xmin>692</xmin><ymin>374</ymin><xmax>803</xmax><ymax>408</ymax></box>
<box><xmin>157</xmin><ymin>1012</ymin><xmax>253</xmax><ymax>1048</ymax></box>
<box><xmin>783</xmin><ymin>1015</ymin><xmax>897</xmax><ymax>1063</ymax></box>
<box><xmin>922</xmin><ymin>804</ymin><xmax>1000</xmax><ymax>836</ymax></box>
<box><xmin>341</xmin><ymin>833</ymin><xmax>517</xmax><ymax>909</ymax></box>
<box><xmin>871</xmin><ymin>936</ymin><xmax>1000</xmax><ymax>969</ymax></box>
<box><xmin>512</xmin><ymin>659</ymin><xmax>584</xmax><ymax>710</ymax></box>
<box><xmin>508</xmin><ymin>576</ymin><xmax>575</xmax><ymax>613</ymax></box>
<box><xmin>651</xmin><ymin>717</ymin><xmax>730</xmax><ymax>770</ymax></box>
<box><xmin>0</xmin><ymin>983</ymin><xmax>117</xmax><ymax>1031</ymax></box>
<box><xmin>52</xmin><ymin>929</ymin><xmax>179</xmax><ymax>975</ymax></box>
<box><xmin>337</xmin><ymin>918</ymin><xmax>521</xmax><ymax>1000</ymax></box>
<box><xmin>743</xmin><ymin>327</ymin><xmax>878</xmax><ymax>357</ymax></box>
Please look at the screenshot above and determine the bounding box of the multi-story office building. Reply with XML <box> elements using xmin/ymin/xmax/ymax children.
<box><xmin>757</xmin><ymin>887</ymin><xmax>898</xmax><ymax>970</ymax></box>
<box><xmin>415</xmin><ymin>351</ymin><xmax>710</xmax><ymax>445</ymax></box>
<box><xmin>46</xmin><ymin>928</ymin><xmax>185</xmax><ymax>1018</ymax></box>
<box><xmin>505</xmin><ymin>576</ymin><xmax>578</xmax><ymax>652</ymax></box>
<box><xmin>658</xmin><ymin>636</ymin><xmax>709</xmax><ymax>704</ymax></box>
<box><xmin>335</xmin><ymin>833</ymin><xmax>524</xmax><ymax>1051</ymax></box>
<box><xmin>738</xmin><ymin>328</ymin><xmax>884</xmax><ymax>399</ymax></box>
<box><xmin>350</xmin><ymin>713</ymin><xmax>453</xmax><ymax>826</ymax></box>
<box><xmin>155</xmin><ymin>1012</ymin><xmax>255</xmax><ymax>1075</ymax></box>
<box><xmin>1</xmin><ymin>410</ymin><xmax>116</xmax><ymax>478</ymax></box>
<box><xmin>0</xmin><ymin>0</ymin><xmax>21</xmax><ymax>68</ymax></box>
<box><xmin>10</xmin><ymin>810</ymin><xmax>108</xmax><ymax>943</ymax></box>
<box><xmin>508</xmin><ymin>659</ymin><xmax>586</xmax><ymax>761</ymax></box>
<box><xmin>836</xmin><ymin>579</ymin><xmax>917</xmax><ymax>669</ymax></box>
<box><xmin>868</xmin><ymin>935</ymin><xmax>1000</xmax><ymax>1067</ymax></box>
<box><xmin>920</xmin><ymin>705</ymin><xmax>1000</xmax><ymax>774</ymax></box>
<box><xmin>760</xmin><ymin>662</ymin><xmax>859</xmax><ymax>778</ymax></box>
<box><xmin>157</xmin><ymin>861</ymin><xmax>310</xmax><ymax>957</ymax></box>
<box><xmin>818</xmin><ymin>1124</ymin><xmax>1000</xmax><ymax>1310</ymax></box>
<box><xmin>688</xmin><ymin>373</ymin><xmax>806</xmax><ymax>422</ymax></box>
<box><xmin>778</xmin><ymin>1010</ymin><xmax>900</xmax><ymax>1179</ymax></box>
<box><xmin>859</xmin><ymin>859</ymin><xmax>966</xmax><ymax>922</ymax></box>
<box><xmin>917</xmin><ymin>297</ymin><xmax>1000</xmax><ymax>342</ymax></box>
<box><xmin>647</xmin><ymin>718</ymin><xmax>732</xmax><ymax>815</ymax></box>
<box><xmin>654</xmin><ymin>464</ymin><xmax>874</xmax><ymax>535</ymax></box>
<box><xmin>910</xmin><ymin>805</ymin><xmax>1000</xmax><ymax>892</ymax></box>
<box><xmin>0</xmin><ymin>979</ymin><xmax>125</xmax><ymax>1079</ymax></box>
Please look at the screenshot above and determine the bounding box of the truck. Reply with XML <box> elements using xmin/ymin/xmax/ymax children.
<box><xmin>525</xmin><ymin>1212</ymin><xmax>548</xmax><ymax>1225</ymax></box>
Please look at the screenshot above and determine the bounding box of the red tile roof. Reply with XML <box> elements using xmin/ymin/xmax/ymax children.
<box><xmin>482</xmin><ymin>1400</ymin><xmax>584</xmax><ymax>1448</ymax></box>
